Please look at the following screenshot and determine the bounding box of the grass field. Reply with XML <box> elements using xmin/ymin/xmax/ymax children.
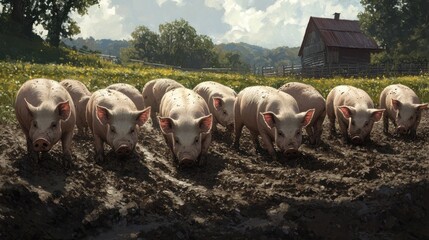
<box><xmin>1</xmin><ymin>61</ymin><xmax>428</xmax><ymax>124</ymax></box>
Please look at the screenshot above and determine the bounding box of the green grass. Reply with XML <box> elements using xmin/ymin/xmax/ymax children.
<box><xmin>1</xmin><ymin>61</ymin><xmax>428</xmax><ymax>124</ymax></box>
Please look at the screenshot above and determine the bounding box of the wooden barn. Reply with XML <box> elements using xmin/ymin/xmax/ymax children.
<box><xmin>298</xmin><ymin>13</ymin><xmax>381</xmax><ymax>68</ymax></box>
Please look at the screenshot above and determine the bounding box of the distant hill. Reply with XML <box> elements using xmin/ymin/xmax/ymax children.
<box><xmin>62</xmin><ymin>37</ymin><xmax>130</xmax><ymax>57</ymax></box>
<box><xmin>215</xmin><ymin>42</ymin><xmax>301</xmax><ymax>68</ymax></box>
<box><xmin>62</xmin><ymin>38</ymin><xmax>300</xmax><ymax>69</ymax></box>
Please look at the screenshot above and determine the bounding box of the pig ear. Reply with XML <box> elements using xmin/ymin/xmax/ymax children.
<box><xmin>158</xmin><ymin>117</ymin><xmax>175</xmax><ymax>134</ymax></box>
<box><xmin>24</xmin><ymin>98</ymin><xmax>37</xmax><ymax>117</ymax></box>
<box><xmin>96</xmin><ymin>105</ymin><xmax>112</xmax><ymax>125</ymax></box>
<box><xmin>370</xmin><ymin>109</ymin><xmax>385</xmax><ymax>122</ymax></box>
<box><xmin>391</xmin><ymin>99</ymin><xmax>401</xmax><ymax>110</ymax></box>
<box><xmin>261</xmin><ymin>112</ymin><xmax>276</xmax><ymax>129</ymax></box>
<box><xmin>135</xmin><ymin>107</ymin><xmax>151</xmax><ymax>126</ymax></box>
<box><xmin>56</xmin><ymin>100</ymin><xmax>72</xmax><ymax>121</ymax></box>
<box><xmin>212</xmin><ymin>97</ymin><xmax>224</xmax><ymax>110</ymax></box>
<box><xmin>198</xmin><ymin>114</ymin><xmax>213</xmax><ymax>134</ymax></box>
<box><xmin>338</xmin><ymin>106</ymin><xmax>353</xmax><ymax>119</ymax></box>
<box><xmin>300</xmin><ymin>109</ymin><xmax>315</xmax><ymax>128</ymax></box>
<box><xmin>415</xmin><ymin>103</ymin><xmax>428</xmax><ymax>112</ymax></box>
<box><xmin>79</xmin><ymin>96</ymin><xmax>90</xmax><ymax>107</ymax></box>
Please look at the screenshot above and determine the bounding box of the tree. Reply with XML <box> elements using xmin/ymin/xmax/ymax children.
<box><xmin>43</xmin><ymin>0</ymin><xmax>100</xmax><ymax>47</ymax></box>
<box><xmin>0</xmin><ymin>0</ymin><xmax>48</xmax><ymax>37</ymax></box>
<box><xmin>359</xmin><ymin>0</ymin><xmax>429</xmax><ymax>61</ymax></box>
<box><xmin>129</xmin><ymin>26</ymin><xmax>160</xmax><ymax>62</ymax></box>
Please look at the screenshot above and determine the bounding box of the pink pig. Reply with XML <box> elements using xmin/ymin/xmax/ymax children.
<box><xmin>279</xmin><ymin>82</ymin><xmax>326</xmax><ymax>145</ymax></box>
<box><xmin>326</xmin><ymin>85</ymin><xmax>385</xmax><ymax>144</ymax></box>
<box><xmin>379</xmin><ymin>84</ymin><xmax>428</xmax><ymax>137</ymax></box>
<box><xmin>234</xmin><ymin>86</ymin><xmax>314</xmax><ymax>159</ymax></box>
<box><xmin>86</xmin><ymin>89</ymin><xmax>151</xmax><ymax>162</ymax></box>
<box><xmin>60</xmin><ymin>79</ymin><xmax>91</xmax><ymax>135</ymax></box>
<box><xmin>193</xmin><ymin>81</ymin><xmax>237</xmax><ymax>133</ymax></box>
<box><xmin>15</xmin><ymin>78</ymin><xmax>76</xmax><ymax>167</ymax></box>
<box><xmin>142</xmin><ymin>78</ymin><xmax>184</xmax><ymax>127</ymax></box>
<box><xmin>158</xmin><ymin>88</ymin><xmax>213</xmax><ymax>166</ymax></box>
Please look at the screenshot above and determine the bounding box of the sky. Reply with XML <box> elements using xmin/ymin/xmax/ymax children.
<box><xmin>71</xmin><ymin>0</ymin><xmax>363</xmax><ymax>48</ymax></box>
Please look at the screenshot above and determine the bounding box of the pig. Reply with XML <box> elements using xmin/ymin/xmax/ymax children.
<box><xmin>326</xmin><ymin>85</ymin><xmax>385</xmax><ymax>144</ymax></box>
<box><xmin>193</xmin><ymin>81</ymin><xmax>237</xmax><ymax>133</ymax></box>
<box><xmin>158</xmin><ymin>88</ymin><xmax>212</xmax><ymax>166</ymax></box>
<box><xmin>379</xmin><ymin>84</ymin><xmax>428</xmax><ymax>137</ymax></box>
<box><xmin>279</xmin><ymin>82</ymin><xmax>326</xmax><ymax>145</ymax></box>
<box><xmin>142</xmin><ymin>78</ymin><xmax>184</xmax><ymax>127</ymax></box>
<box><xmin>233</xmin><ymin>86</ymin><xmax>314</xmax><ymax>159</ymax></box>
<box><xmin>60</xmin><ymin>79</ymin><xmax>91</xmax><ymax>135</ymax></box>
<box><xmin>86</xmin><ymin>89</ymin><xmax>151</xmax><ymax>162</ymax></box>
<box><xmin>106</xmin><ymin>83</ymin><xmax>145</xmax><ymax>110</ymax></box>
<box><xmin>15</xmin><ymin>78</ymin><xmax>76</xmax><ymax>167</ymax></box>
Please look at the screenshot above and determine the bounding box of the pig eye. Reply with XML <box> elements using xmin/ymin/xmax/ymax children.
<box><xmin>194</xmin><ymin>136</ymin><xmax>199</xmax><ymax>143</ymax></box>
<box><xmin>364</xmin><ymin>121</ymin><xmax>369</xmax><ymax>127</ymax></box>
<box><xmin>33</xmin><ymin>121</ymin><xmax>38</xmax><ymax>128</ymax></box>
<box><xmin>110</xmin><ymin>126</ymin><xmax>116</xmax><ymax>133</ymax></box>
<box><xmin>174</xmin><ymin>138</ymin><xmax>180</xmax><ymax>144</ymax></box>
<box><xmin>409</xmin><ymin>116</ymin><xmax>414</xmax><ymax>121</ymax></box>
<box><xmin>130</xmin><ymin>128</ymin><xmax>135</xmax><ymax>134</ymax></box>
<box><xmin>223</xmin><ymin>110</ymin><xmax>228</xmax><ymax>115</ymax></box>
<box><xmin>278</xmin><ymin>131</ymin><xmax>284</xmax><ymax>137</ymax></box>
<box><xmin>51</xmin><ymin>122</ymin><xmax>57</xmax><ymax>128</ymax></box>
<box><xmin>296</xmin><ymin>130</ymin><xmax>301</xmax><ymax>136</ymax></box>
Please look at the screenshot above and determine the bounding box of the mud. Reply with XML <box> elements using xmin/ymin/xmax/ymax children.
<box><xmin>0</xmin><ymin>114</ymin><xmax>428</xmax><ymax>240</ymax></box>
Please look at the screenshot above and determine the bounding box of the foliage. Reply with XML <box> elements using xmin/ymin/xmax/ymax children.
<box><xmin>0</xmin><ymin>33</ymin><xmax>113</xmax><ymax>67</ymax></box>
<box><xmin>0</xmin><ymin>0</ymin><xmax>100</xmax><ymax>47</ymax></box>
<box><xmin>359</xmin><ymin>0</ymin><xmax>429</xmax><ymax>62</ymax></box>
<box><xmin>1</xmin><ymin>61</ymin><xmax>428</xmax><ymax>124</ymax></box>
<box><xmin>122</xmin><ymin>19</ymin><xmax>218</xmax><ymax>69</ymax></box>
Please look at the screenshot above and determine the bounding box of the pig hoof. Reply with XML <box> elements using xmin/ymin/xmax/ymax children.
<box><xmin>95</xmin><ymin>153</ymin><xmax>105</xmax><ymax>163</ymax></box>
<box><xmin>62</xmin><ymin>155</ymin><xmax>73</xmax><ymax>169</ymax></box>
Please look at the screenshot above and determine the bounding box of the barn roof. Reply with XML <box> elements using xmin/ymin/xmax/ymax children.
<box><xmin>298</xmin><ymin>16</ymin><xmax>380</xmax><ymax>56</ymax></box>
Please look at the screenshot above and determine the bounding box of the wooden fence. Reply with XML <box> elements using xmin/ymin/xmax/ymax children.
<box><xmin>262</xmin><ymin>62</ymin><xmax>429</xmax><ymax>77</ymax></box>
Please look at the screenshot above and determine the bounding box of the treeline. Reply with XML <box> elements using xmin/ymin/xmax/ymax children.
<box><xmin>0</xmin><ymin>0</ymin><xmax>100</xmax><ymax>47</ymax></box>
<box><xmin>119</xmin><ymin>19</ymin><xmax>250</xmax><ymax>71</ymax></box>
<box><xmin>359</xmin><ymin>0</ymin><xmax>429</xmax><ymax>63</ymax></box>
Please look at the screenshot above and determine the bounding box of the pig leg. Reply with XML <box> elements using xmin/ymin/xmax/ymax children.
<box><xmin>382</xmin><ymin>112</ymin><xmax>389</xmax><ymax>134</ymax></box>
<box><xmin>233</xmin><ymin>121</ymin><xmax>244</xmax><ymax>150</ymax></box>
<box><xmin>305</xmin><ymin>125</ymin><xmax>314</xmax><ymax>145</ymax></box>
<box><xmin>250</xmin><ymin>131</ymin><xmax>264</xmax><ymax>153</ymax></box>
<box><xmin>94</xmin><ymin>134</ymin><xmax>105</xmax><ymax>162</ymax></box>
<box><xmin>61</xmin><ymin>131</ymin><xmax>73</xmax><ymax>168</ymax></box>
<box><xmin>337</xmin><ymin>118</ymin><xmax>349</xmax><ymax>142</ymax></box>
<box><xmin>26</xmin><ymin>135</ymin><xmax>40</xmax><ymax>163</ymax></box>
<box><xmin>327</xmin><ymin>110</ymin><xmax>336</xmax><ymax>136</ymax></box>
<box><xmin>313</xmin><ymin>114</ymin><xmax>325</xmax><ymax>145</ymax></box>
<box><xmin>259</xmin><ymin>131</ymin><xmax>276</xmax><ymax>159</ymax></box>
<box><xmin>199</xmin><ymin>134</ymin><xmax>212</xmax><ymax>166</ymax></box>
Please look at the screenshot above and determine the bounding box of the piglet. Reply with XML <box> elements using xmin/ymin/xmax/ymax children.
<box><xmin>234</xmin><ymin>86</ymin><xmax>314</xmax><ymax>159</ymax></box>
<box><xmin>379</xmin><ymin>84</ymin><xmax>428</xmax><ymax>137</ymax></box>
<box><xmin>60</xmin><ymin>79</ymin><xmax>91</xmax><ymax>135</ymax></box>
<box><xmin>142</xmin><ymin>78</ymin><xmax>184</xmax><ymax>127</ymax></box>
<box><xmin>15</xmin><ymin>78</ymin><xmax>76</xmax><ymax>167</ymax></box>
<box><xmin>158</xmin><ymin>88</ymin><xmax>212</xmax><ymax>166</ymax></box>
<box><xmin>279</xmin><ymin>82</ymin><xmax>326</xmax><ymax>145</ymax></box>
<box><xmin>193</xmin><ymin>81</ymin><xmax>237</xmax><ymax>133</ymax></box>
<box><xmin>326</xmin><ymin>85</ymin><xmax>384</xmax><ymax>144</ymax></box>
<box><xmin>107</xmin><ymin>83</ymin><xmax>145</xmax><ymax>110</ymax></box>
<box><xmin>86</xmin><ymin>89</ymin><xmax>151</xmax><ymax>162</ymax></box>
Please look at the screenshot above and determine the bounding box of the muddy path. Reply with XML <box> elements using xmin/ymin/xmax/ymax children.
<box><xmin>0</xmin><ymin>113</ymin><xmax>428</xmax><ymax>239</ymax></box>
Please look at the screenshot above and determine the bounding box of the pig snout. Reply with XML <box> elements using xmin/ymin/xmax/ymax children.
<box><xmin>33</xmin><ymin>138</ymin><xmax>51</xmax><ymax>152</ymax></box>
<box><xmin>116</xmin><ymin>144</ymin><xmax>132</xmax><ymax>156</ymax></box>
<box><xmin>283</xmin><ymin>148</ymin><xmax>300</xmax><ymax>158</ymax></box>
<box><xmin>396</xmin><ymin>126</ymin><xmax>407</xmax><ymax>135</ymax></box>
<box><xmin>351</xmin><ymin>136</ymin><xmax>363</xmax><ymax>144</ymax></box>
<box><xmin>179</xmin><ymin>158</ymin><xmax>195</xmax><ymax>167</ymax></box>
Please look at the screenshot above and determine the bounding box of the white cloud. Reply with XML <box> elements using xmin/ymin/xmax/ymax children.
<box><xmin>69</xmin><ymin>0</ymin><xmax>363</xmax><ymax>48</ymax></box>
<box><xmin>71</xmin><ymin>0</ymin><xmax>127</xmax><ymax>40</ymax></box>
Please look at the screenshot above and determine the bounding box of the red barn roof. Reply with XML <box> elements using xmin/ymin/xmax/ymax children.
<box><xmin>298</xmin><ymin>17</ymin><xmax>380</xmax><ymax>56</ymax></box>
